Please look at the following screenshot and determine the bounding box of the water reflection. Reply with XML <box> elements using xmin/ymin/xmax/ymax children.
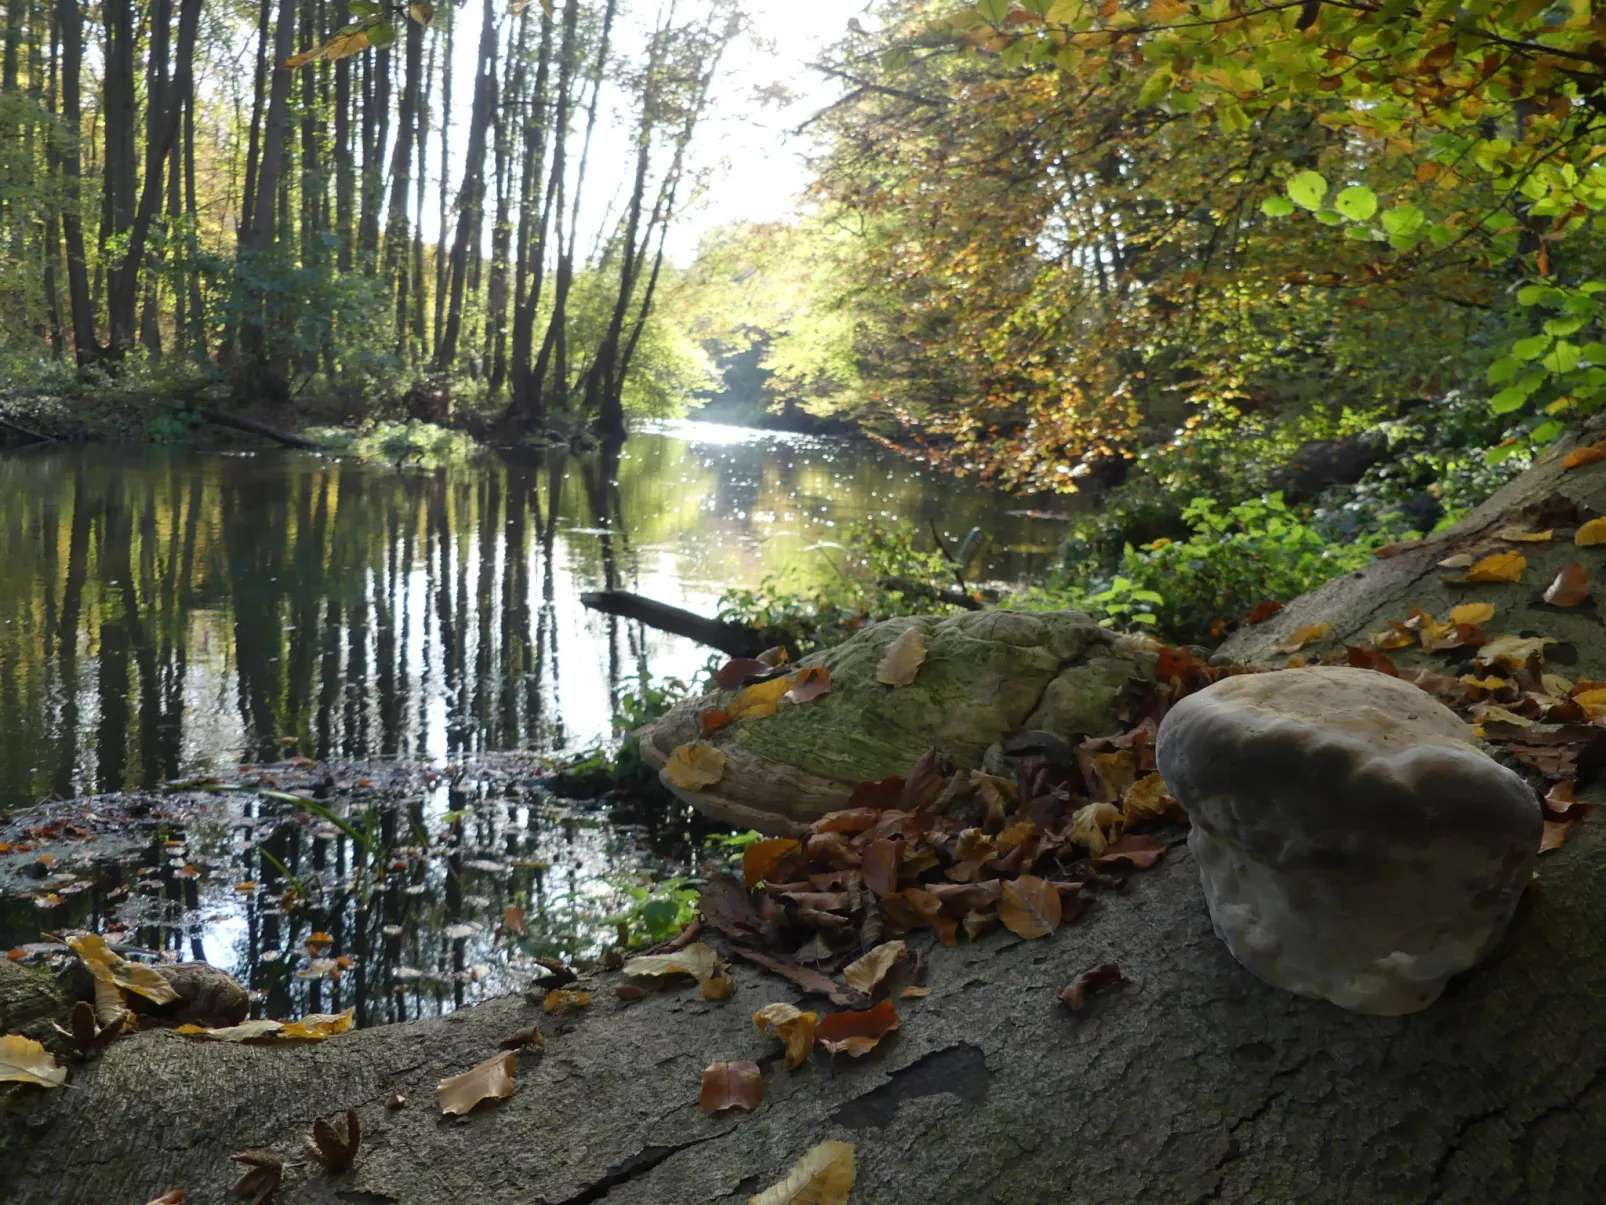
<box><xmin>0</xmin><ymin>422</ymin><xmax>1063</xmax><ymax>810</ymax></box>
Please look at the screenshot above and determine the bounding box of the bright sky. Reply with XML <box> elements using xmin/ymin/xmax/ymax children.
<box><xmin>427</xmin><ymin>0</ymin><xmax>870</xmax><ymax>265</ymax></box>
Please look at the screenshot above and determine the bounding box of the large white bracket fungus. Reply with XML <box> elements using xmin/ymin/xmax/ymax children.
<box><xmin>1155</xmin><ymin>666</ymin><xmax>1541</xmax><ymax>1015</ymax></box>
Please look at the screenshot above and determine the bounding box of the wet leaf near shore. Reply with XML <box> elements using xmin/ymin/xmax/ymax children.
<box><xmin>437</xmin><ymin>1050</ymin><xmax>517</xmax><ymax>1116</ymax></box>
<box><xmin>748</xmin><ymin>1140</ymin><xmax>856</xmax><ymax>1205</ymax></box>
<box><xmin>700</xmin><ymin>1059</ymin><xmax>764</xmax><ymax>1114</ymax></box>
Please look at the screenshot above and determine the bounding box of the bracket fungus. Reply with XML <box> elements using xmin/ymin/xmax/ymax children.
<box><xmin>1155</xmin><ymin>666</ymin><xmax>1541</xmax><ymax>1015</ymax></box>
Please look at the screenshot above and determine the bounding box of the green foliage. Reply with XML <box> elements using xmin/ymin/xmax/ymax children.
<box><xmin>607</xmin><ymin>875</ymin><xmax>701</xmax><ymax>947</ymax></box>
<box><xmin>144</xmin><ymin>408</ymin><xmax>203</xmax><ymax>442</ymax></box>
<box><xmin>302</xmin><ymin>420</ymin><xmax>480</xmax><ymax>466</ymax></box>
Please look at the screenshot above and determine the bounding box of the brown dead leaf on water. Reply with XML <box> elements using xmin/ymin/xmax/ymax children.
<box><xmin>1576</xmin><ymin>516</ymin><xmax>1606</xmax><ymax>545</ymax></box>
<box><xmin>743</xmin><ymin>838</ymin><xmax>802</xmax><ymax>889</ymax></box>
<box><xmin>303</xmin><ymin>1107</ymin><xmax>360</xmax><ymax>1171</ymax></box>
<box><xmin>999</xmin><ymin>875</ymin><xmax>1062</xmax><ymax>939</ymax></box>
<box><xmin>842</xmin><ymin>940</ymin><xmax>907</xmax><ymax>995</ymax></box>
<box><xmin>815</xmin><ymin>998</ymin><xmax>900</xmax><ymax>1057</ymax></box>
<box><xmin>230</xmin><ymin>1150</ymin><xmax>283</xmax><ymax>1204</ymax></box>
<box><xmin>753</xmin><ymin>1003</ymin><xmax>818</xmax><ymax>1070</ymax></box>
<box><xmin>729</xmin><ymin>675</ymin><xmax>796</xmax><ymax>721</ymax></box>
<box><xmin>1273</xmin><ymin>623</ymin><xmax>1330</xmax><ymax>653</ymax></box>
<box><xmin>1059</xmin><ymin>964</ymin><xmax>1128</xmax><ymax>1012</ymax></box>
<box><xmin>1543</xmin><ymin>562</ymin><xmax>1591</xmax><ymax>607</ymax></box>
<box><xmin>437</xmin><ymin>1050</ymin><xmax>517</xmax><ymax>1116</ymax></box>
<box><xmin>786</xmin><ymin>666</ymin><xmax>832</xmax><ymax>705</ymax></box>
<box><xmin>664</xmin><ymin>742</ymin><xmax>726</xmax><ymax>791</ymax></box>
<box><xmin>700</xmin><ymin>1060</ymin><xmax>764</xmax><ymax>1114</ymax></box>
<box><xmin>875</xmin><ymin>627</ymin><xmax>928</xmax><ymax>686</ymax></box>
<box><xmin>748</xmin><ymin>1140</ymin><xmax>856</xmax><ymax>1205</ymax></box>
<box><xmin>0</xmin><ymin>1034</ymin><xmax>66</xmax><ymax>1087</ymax></box>
<box><xmin>1450</xmin><ymin>551</ymin><xmax>1526</xmax><ymax>584</ymax></box>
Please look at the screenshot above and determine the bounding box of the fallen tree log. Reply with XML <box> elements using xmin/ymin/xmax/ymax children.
<box><xmin>4</xmin><ymin>816</ymin><xmax>1605</xmax><ymax>1204</ymax></box>
<box><xmin>581</xmin><ymin>589</ymin><xmax>775</xmax><ymax>658</ymax></box>
<box><xmin>0</xmin><ymin>412</ymin><xmax>56</xmax><ymax>445</ymax></box>
<box><xmin>197</xmin><ymin>408</ymin><xmax>326</xmax><ymax>451</ymax></box>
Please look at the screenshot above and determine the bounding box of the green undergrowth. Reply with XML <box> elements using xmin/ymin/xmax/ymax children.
<box><xmin>302</xmin><ymin>420</ymin><xmax>482</xmax><ymax>466</ymax></box>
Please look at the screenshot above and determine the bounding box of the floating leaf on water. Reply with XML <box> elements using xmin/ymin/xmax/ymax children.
<box><xmin>875</xmin><ymin>627</ymin><xmax>928</xmax><ymax>687</ymax></box>
<box><xmin>747</xmin><ymin>1140</ymin><xmax>856</xmax><ymax>1205</ymax></box>
<box><xmin>842</xmin><ymin>941</ymin><xmax>907</xmax><ymax>995</ymax></box>
<box><xmin>814</xmin><ymin>998</ymin><xmax>900</xmax><ymax>1057</ymax></box>
<box><xmin>664</xmin><ymin>743</ymin><xmax>726</xmax><ymax>791</ymax></box>
<box><xmin>700</xmin><ymin>1060</ymin><xmax>764</xmax><ymax>1114</ymax></box>
<box><xmin>436</xmin><ymin>1050</ymin><xmax>517</xmax><ymax>1116</ymax></box>
<box><xmin>0</xmin><ymin>1034</ymin><xmax>67</xmax><ymax>1087</ymax></box>
<box><xmin>1543</xmin><ymin>562</ymin><xmax>1591</xmax><ymax>607</ymax></box>
<box><xmin>752</xmin><ymin>1003</ymin><xmax>818</xmax><ymax>1070</ymax></box>
<box><xmin>1272</xmin><ymin>623</ymin><xmax>1330</xmax><ymax>653</ymax></box>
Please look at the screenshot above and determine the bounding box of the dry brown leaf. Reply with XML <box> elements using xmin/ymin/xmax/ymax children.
<box><xmin>303</xmin><ymin>1107</ymin><xmax>360</xmax><ymax>1171</ymax></box>
<box><xmin>622</xmin><ymin>942</ymin><xmax>734</xmax><ymax>1001</ymax></box>
<box><xmin>1477</xmin><ymin>634</ymin><xmax>1556</xmax><ymax>669</ymax></box>
<box><xmin>1572</xmin><ymin>688</ymin><xmax>1606</xmax><ymax>717</ymax></box>
<box><xmin>1543</xmin><ymin>561</ymin><xmax>1591</xmax><ymax>607</ymax></box>
<box><xmin>743</xmin><ymin>838</ymin><xmax>802</xmax><ymax>889</ymax></box>
<box><xmin>498</xmin><ymin>1025</ymin><xmax>545</xmax><ymax>1051</ymax></box>
<box><xmin>230</xmin><ymin>1149</ymin><xmax>283</xmax><ymax>1204</ymax></box>
<box><xmin>752</xmin><ymin>1003</ymin><xmax>818</xmax><ymax>1070</ymax></box>
<box><xmin>1494</xmin><ymin>526</ymin><xmax>1553</xmax><ymax>542</ymax></box>
<box><xmin>1541</xmin><ymin>817</ymin><xmax>1580</xmax><ymax>852</ymax></box>
<box><xmin>1449</xmin><ymin>602</ymin><xmax>1496</xmax><ymax>625</ymax></box>
<box><xmin>1121</xmin><ymin>773</ymin><xmax>1175</xmax><ymax>824</ymax></box>
<box><xmin>1090</xmin><ymin>749</ymin><xmax>1136</xmax><ymax>801</ymax></box>
<box><xmin>730</xmin><ymin>674</ymin><xmax>796</xmax><ymax>721</ymax></box>
<box><xmin>0</xmin><ymin>1034</ymin><xmax>66</xmax><ymax>1087</ymax></box>
<box><xmin>1369</xmin><ymin>625</ymin><xmax>1416</xmax><ymax>650</ymax></box>
<box><xmin>747</xmin><ymin>1140</ymin><xmax>856</xmax><ymax>1205</ymax></box>
<box><xmin>999</xmin><ymin>875</ymin><xmax>1062</xmax><ymax>939</ymax></box>
<box><xmin>842</xmin><ymin>941</ymin><xmax>908</xmax><ymax>995</ymax></box>
<box><xmin>175</xmin><ymin>1010</ymin><xmax>353</xmax><ymax>1043</ymax></box>
<box><xmin>701</xmin><ymin>709</ymin><xmax>733</xmax><ymax>735</ymax></box>
<box><xmin>65</xmin><ymin>932</ymin><xmax>180</xmax><ymax>1005</ymax></box>
<box><xmin>1437</xmin><ymin>553</ymin><xmax>1475</xmax><ymax>569</ymax></box>
<box><xmin>1576</xmin><ymin>516</ymin><xmax>1606</xmax><ymax>545</ymax></box>
<box><xmin>1273</xmin><ymin>622</ymin><xmax>1331</xmax><ymax>653</ymax></box>
<box><xmin>900</xmin><ymin>985</ymin><xmax>933</xmax><ymax>999</ymax></box>
<box><xmin>436</xmin><ymin>1050</ymin><xmax>517</xmax><ymax>1116</ymax></box>
<box><xmin>875</xmin><ymin>627</ymin><xmax>928</xmax><ymax>686</ymax></box>
<box><xmin>664</xmin><ymin>742</ymin><xmax>726</xmax><ymax>791</ymax></box>
<box><xmin>1059</xmin><ymin>964</ymin><xmax>1128</xmax><ymax>1012</ymax></box>
<box><xmin>814</xmin><ymin>998</ymin><xmax>900</xmax><ymax>1057</ymax></box>
<box><xmin>700</xmin><ymin>1059</ymin><xmax>764</xmax><ymax>1114</ymax></box>
<box><xmin>861</xmin><ymin>837</ymin><xmax>901</xmax><ymax>897</ymax></box>
<box><xmin>1563</xmin><ymin>443</ymin><xmax>1606</xmax><ymax>470</ymax></box>
<box><xmin>541</xmin><ymin>989</ymin><xmax>590</xmax><ymax>1013</ymax></box>
<box><xmin>786</xmin><ymin>666</ymin><xmax>832</xmax><ymax>705</ymax></box>
<box><xmin>1068</xmin><ymin>802</ymin><xmax>1121</xmax><ymax>857</ymax></box>
<box><xmin>1454</xmin><ymin>551</ymin><xmax>1526</xmax><ymax>583</ymax></box>
<box><xmin>143</xmin><ymin>1194</ymin><xmax>186</xmax><ymax>1205</ymax></box>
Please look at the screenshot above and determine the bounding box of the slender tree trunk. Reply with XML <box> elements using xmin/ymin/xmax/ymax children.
<box><xmin>54</xmin><ymin>0</ymin><xmax>92</xmax><ymax>362</ymax></box>
<box><xmin>358</xmin><ymin>47</ymin><xmax>390</xmax><ymax>267</ymax></box>
<box><xmin>434</xmin><ymin>0</ymin><xmax>497</xmax><ymax>372</ymax></box>
<box><xmin>101</xmin><ymin>0</ymin><xmax>136</xmax><ymax>352</ymax></box>
<box><xmin>241</xmin><ymin>0</ymin><xmax>271</xmax><ymax>243</ymax></box>
<box><xmin>333</xmin><ymin>0</ymin><xmax>354</xmax><ymax>271</ymax></box>
<box><xmin>385</xmin><ymin>15</ymin><xmax>422</xmax><ymax>353</ymax></box>
<box><xmin>431</xmin><ymin>2</ymin><xmax>453</xmax><ymax>358</ymax></box>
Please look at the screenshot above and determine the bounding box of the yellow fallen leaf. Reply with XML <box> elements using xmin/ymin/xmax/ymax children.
<box><xmin>875</xmin><ymin>626</ymin><xmax>928</xmax><ymax>686</ymax></box>
<box><xmin>1460</xmin><ymin>674</ymin><xmax>1511</xmax><ymax>691</ymax></box>
<box><xmin>1369</xmin><ymin>626</ymin><xmax>1416</xmax><ymax>650</ymax></box>
<box><xmin>0</xmin><ymin>1034</ymin><xmax>67</xmax><ymax>1087</ymax></box>
<box><xmin>728</xmin><ymin>674</ymin><xmax>795</xmax><ymax>721</ymax></box>
<box><xmin>1573</xmin><ymin>689</ymin><xmax>1606</xmax><ymax>718</ymax></box>
<box><xmin>752</xmin><ymin>1002</ymin><xmax>818</xmax><ymax>1070</ymax></box>
<box><xmin>66</xmin><ymin>932</ymin><xmax>180</xmax><ymax>1005</ymax></box>
<box><xmin>436</xmin><ymin>1050</ymin><xmax>516</xmax><ymax>1116</ymax></box>
<box><xmin>842</xmin><ymin>941</ymin><xmax>908</xmax><ymax>995</ymax></box>
<box><xmin>1273</xmin><ymin>623</ymin><xmax>1330</xmax><ymax>653</ymax></box>
<box><xmin>1494</xmin><ymin>526</ymin><xmax>1552</xmax><ymax>542</ymax></box>
<box><xmin>279</xmin><ymin>1010</ymin><xmax>355</xmax><ymax>1040</ymax></box>
<box><xmin>1449</xmin><ymin>602</ymin><xmax>1495</xmax><ymax>625</ymax></box>
<box><xmin>1121</xmin><ymin>772</ymin><xmax>1176</xmax><ymax>825</ymax></box>
<box><xmin>1068</xmin><ymin>802</ymin><xmax>1120</xmax><ymax>857</ymax></box>
<box><xmin>1576</xmin><ymin>516</ymin><xmax>1606</xmax><ymax>546</ymax></box>
<box><xmin>749</xmin><ymin>1140</ymin><xmax>856</xmax><ymax>1205</ymax></box>
<box><xmin>542</xmin><ymin>989</ymin><xmax>590</xmax><ymax>1013</ymax></box>
<box><xmin>899</xmin><ymin>985</ymin><xmax>933</xmax><ymax>999</ymax></box>
<box><xmin>1476</xmin><ymin>634</ymin><xmax>1556</xmax><ymax>669</ymax></box>
<box><xmin>664</xmin><ymin>742</ymin><xmax>725</xmax><ymax>791</ymax></box>
<box><xmin>622</xmin><ymin>943</ymin><xmax>734</xmax><ymax>1001</ymax></box>
<box><xmin>174</xmin><ymin>1010</ymin><xmax>353</xmax><ymax>1042</ymax></box>
<box><xmin>1456</xmin><ymin>551</ymin><xmax>1526</xmax><ymax>583</ymax></box>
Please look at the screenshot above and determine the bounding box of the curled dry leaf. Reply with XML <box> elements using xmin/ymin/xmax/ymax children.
<box><xmin>701</xmin><ymin>708</ymin><xmax>733</xmax><ymax>735</ymax></box>
<box><xmin>541</xmin><ymin>989</ymin><xmax>590</xmax><ymax>1013</ymax></box>
<box><xmin>498</xmin><ymin>1025</ymin><xmax>545</xmax><ymax>1051</ymax></box>
<box><xmin>0</xmin><ymin>1034</ymin><xmax>66</xmax><ymax>1087</ymax></box>
<box><xmin>875</xmin><ymin>627</ymin><xmax>928</xmax><ymax>686</ymax></box>
<box><xmin>1542</xmin><ymin>817</ymin><xmax>1580</xmax><ymax>852</ymax></box>
<box><xmin>999</xmin><ymin>875</ymin><xmax>1062</xmax><ymax>939</ymax></box>
<box><xmin>1563</xmin><ymin>443</ymin><xmax>1606</xmax><ymax>470</ymax></box>
<box><xmin>1244</xmin><ymin>599</ymin><xmax>1283</xmax><ymax>625</ymax></box>
<box><xmin>1577</xmin><ymin>515</ymin><xmax>1606</xmax><ymax>545</ymax></box>
<box><xmin>1369</xmin><ymin>625</ymin><xmax>1416</xmax><ymax>650</ymax></box>
<box><xmin>174</xmin><ymin>1010</ymin><xmax>353</xmax><ymax>1042</ymax></box>
<box><xmin>786</xmin><ymin>666</ymin><xmax>832</xmax><ymax>705</ymax></box>
<box><xmin>1059</xmin><ymin>964</ymin><xmax>1128</xmax><ymax>1012</ymax></box>
<box><xmin>1437</xmin><ymin>553</ymin><xmax>1475</xmax><ymax>569</ymax></box>
<box><xmin>842</xmin><ymin>940</ymin><xmax>907</xmax><ymax>995</ymax></box>
<box><xmin>815</xmin><ymin>998</ymin><xmax>900</xmax><ymax>1057</ymax></box>
<box><xmin>1449</xmin><ymin>602</ymin><xmax>1496</xmax><ymax>625</ymax></box>
<box><xmin>230</xmin><ymin>1149</ymin><xmax>284</xmax><ymax>1204</ymax></box>
<box><xmin>900</xmin><ymin>985</ymin><xmax>933</xmax><ymax>999</ymax></box>
<box><xmin>753</xmin><ymin>1002</ymin><xmax>818</xmax><ymax>1070</ymax></box>
<box><xmin>437</xmin><ymin>1050</ymin><xmax>517</xmax><ymax>1116</ymax></box>
<box><xmin>144</xmin><ymin>1194</ymin><xmax>186</xmax><ymax>1205</ymax></box>
<box><xmin>1477</xmin><ymin>634</ymin><xmax>1556</xmax><ymax>669</ymax></box>
<box><xmin>1452</xmin><ymin>551</ymin><xmax>1526</xmax><ymax>584</ymax></box>
<box><xmin>664</xmin><ymin>742</ymin><xmax>726</xmax><ymax>791</ymax></box>
<box><xmin>1543</xmin><ymin>561</ymin><xmax>1591</xmax><ymax>607</ymax></box>
<box><xmin>743</xmin><ymin>838</ymin><xmax>802</xmax><ymax>889</ymax></box>
<box><xmin>700</xmin><ymin>1059</ymin><xmax>765</xmax><ymax>1114</ymax></box>
<box><xmin>1494</xmin><ymin>526</ymin><xmax>1553</xmax><ymax>542</ymax></box>
<box><xmin>303</xmin><ymin>1107</ymin><xmax>361</xmax><ymax>1172</ymax></box>
<box><xmin>861</xmin><ymin>838</ymin><xmax>900</xmax><ymax>897</ymax></box>
<box><xmin>65</xmin><ymin>932</ymin><xmax>180</xmax><ymax>1005</ymax></box>
<box><xmin>729</xmin><ymin>675</ymin><xmax>796</xmax><ymax>721</ymax></box>
<box><xmin>622</xmin><ymin>942</ymin><xmax>734</xmax><ymax>1001</ymax></box>
<box><xmin>1121</xmin><ymin>773</ymin><xmax>1176</xmax><ymax>824</ymax></box>
<box><xmin>1068</xmin><ymin>802</ymin><xmax>1121</xmax><ymax>857</ymax></box>
<box><xmin>748</xmin><ymin>1140</ymin><xmax>856</xmax><ymax>1205</ymax></box>
<box><xmin>1273</xmin><ymin>622</ymin><xmax>1331</xmax><ymax>653</ymax></box>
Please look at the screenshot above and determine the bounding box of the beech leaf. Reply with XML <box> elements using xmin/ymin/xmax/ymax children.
<box><xmin>622</xmin><ymin>942</ymin><xmax>734</xmax><ymax>1000</ymax></box>
<box><xmin>0</xmin><ymin>1034</ymin><xmax>66</xmax><ymax>1087</ymax></box>
<box><xmin>303</xmin><ymin>1107</ymin><xmax>360</xmax><ymax>1171</ymax></box>
<box><xmin>748</xmin><ymin>1140</ymin><xmax>856</xmax><ymax>1205</ymax></box>
<box><xmin>1476</xmin><ymin>634</ymin><xmax>1555</xmax><ymax>669</ymax></box>
<box><xmin>1543</xmin><ymin>561</ymin><xmax>1591</xmax><ymax>607</ymax></box>
<box><xmin>729</xmin><ymin>674</ymin><xmax>796</xmax><ymax>721</ymax></box>
<box><xmin>814</xmin><ymin>998</ymin><xmax>900</xmax><ymax>1057</ymax></box>
<box><xmin>541</xmin><ymin>989</ymin><xmax>591</xmax><ymax>1013</ymax></box>
<box><xmin>1452</xmin><ymin>551</ymin><xmax>1526</xmax><ymax>583</ymax></box>
<box><xmin>743</xmin><ymin>838</ymin><xmax>802</xmax><ymax>889</ymax></box>
<box><xmin>664</xmin><ymin>742</ymin><xmax>726</xmax><ymax>791</ymax></box>
<box><xmin>786</xmin><ymin>666</ymin><xmax>832</xmax><ymax>704</ymax></box>
<box><xmin>66</xmin><ymin>932</ymin><xmax>180</xmax><ymax>1005</ymax></box>
<box><xmin>1068</xmin><ymin>802</ymin><xmax>1120</xmax><ymax>856</ymax></box>
<box><xmin>436</xmin><ymin>1050</ymin><xmax>517</xmax><ymax>1116</ymax></box>
<box><xmin>875</xmin><ymin>627</ymin><xmax>928</xmax><ymax>686</ymax></box>
<box><xmin>842</xmin><ymin>940</ymin><xmax>907</xmax><ymax>995</ymax></box>
<box><xmin>1562</xmin><ymin>443</ymin><xmax>1606</xmax><ymax>470</ymax></box>
<box><xmin>1273</xmin><ymin>622</ymin><xmax>1330</xmax><ymax>653</ymax></box>
<box><xmin>1121</xmin><ymin>773</ymin><xmax>1176</xmax><ymax>824</ymax></box>
<box><xmin>753</xmin><ymin>1002</ymin><xmax>818</xmax><ymax>1070</ymax></box>
<box><xmin>999</xmin><ymin>875</ymin><xmax>1062</xmax><ymax>939</ymax></box>
<box><xmin>700</xmin><ymin>1059</ymin><xmax>764</xmax><ymax>1114</ymax></box>
<box><xmin>1494</xmin><ymin>526</ymin><xmax>1553</xmax><ymax>542</ymax></box>
<box><xmin>1575</xmin><ymin>516</ymin><xmax>1606</xmax><ymax>545</ymax></box>
<box><xmin>1449</xmin><ymin>602</ymin><xmax>1496</xmax><ymax>625</ymax></box>
<box><xmin>1059</xmin><ymin>963</ymin><xmax>1128</xmax><ymax>1012</ymax></box>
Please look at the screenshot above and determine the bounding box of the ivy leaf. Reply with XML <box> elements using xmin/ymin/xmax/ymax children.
<box><xmin>1286</xmin><ymin>170</ymin><xmax>1328</xmax><ymax>211</ymax></box>
<box><xmin>1334</xmin><ymin>185</ymin><xmax>1378</xmax><ymax>221</ymax></box>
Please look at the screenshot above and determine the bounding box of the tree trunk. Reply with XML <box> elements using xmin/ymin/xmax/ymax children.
<box><xmin>434</xmin><ymin>0</ymin><xmax>497</xmax><ymax>373</ymax></box>
<box><xmin>384</xmin><ymin>15</ymin><xmax>422</xmax><ymax>354</ymax></box>
<box><xmin>54</xmin><ymin>0</ymin><xmax>92</xmax><ymax>363</ymax></box>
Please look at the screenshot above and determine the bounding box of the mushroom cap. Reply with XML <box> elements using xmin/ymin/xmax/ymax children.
<box><xmin>1156</xmin><ymin>666</ymin><xmax>1542</xmax><ymax>1014</ymax></box>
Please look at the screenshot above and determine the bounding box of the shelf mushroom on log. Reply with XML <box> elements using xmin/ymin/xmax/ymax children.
<box><xmin>1156</xmin><ymin>666</ymin><xmax>1542</xmax><ymax>1015</ymax></box>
